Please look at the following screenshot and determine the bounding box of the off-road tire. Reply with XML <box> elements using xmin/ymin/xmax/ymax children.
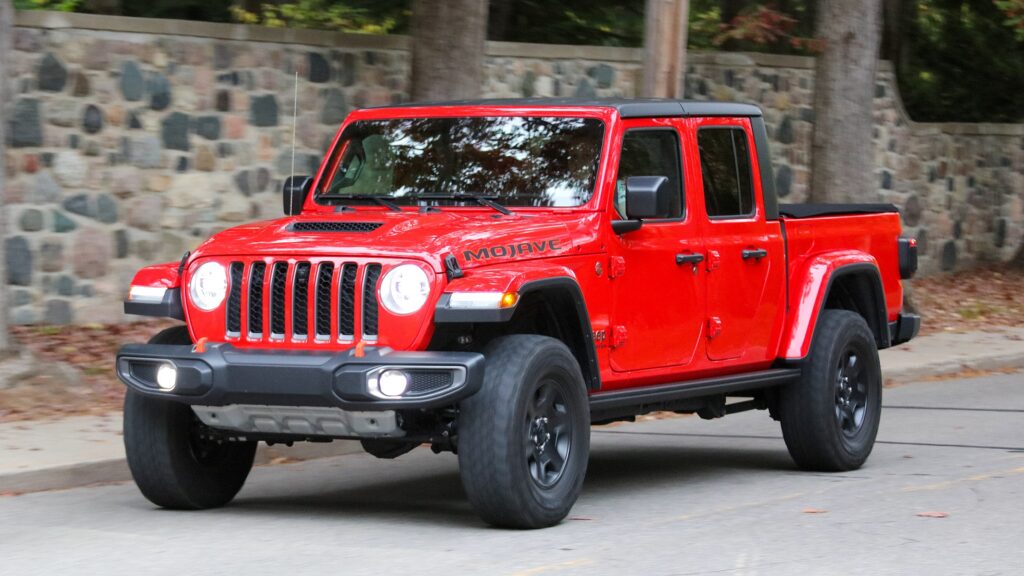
<box><xmin>779</xmin><ymin>310</ymin><xmax>882</xmax><ymax>471</ymax></box>
<box><xmin>457</xmin><ymin>335</ymin><xmax>590</xmax><ymax>529</ymax></box>
<box><xmin>123</xmin><ymin>326</ymin><xmax>257</xmax><ymax>509</ymax></box>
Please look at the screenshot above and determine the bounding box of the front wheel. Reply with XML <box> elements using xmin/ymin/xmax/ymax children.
<box><xmin>779</xmin><ymin>310</ymin><xmax>882</xmax><ymax>471</ymax></box>
<box><xmin>457</xmin><ymin>335</ymin><xmax>590</xmax><ymax>529</ymax></box>
<box><xmin>123</xmin><ymin>326</ymin><xmax>257</xmax><ymax>509</ymax></box>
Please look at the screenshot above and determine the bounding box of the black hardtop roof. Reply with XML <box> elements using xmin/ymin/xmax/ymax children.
<box><xmin>373</xmin><ymin>98</ymin><xmax>763</xmax><ymax>119</ymax></box>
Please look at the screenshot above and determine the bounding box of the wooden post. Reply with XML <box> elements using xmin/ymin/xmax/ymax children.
<box><xmin>642</xmin><ymin>0</ymin><xmax>690</xmax><ymax>98</ymax></box>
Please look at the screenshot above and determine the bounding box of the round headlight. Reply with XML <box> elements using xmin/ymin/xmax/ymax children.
<box><xmin>189</xmin><ymin>262</ymin><xmax>228</xmax><ymax>311</ymax></box>
<box><xmin>379</xmin><ymin>264</ymin><xmax>430</xmax><ymax>315</ymax></box>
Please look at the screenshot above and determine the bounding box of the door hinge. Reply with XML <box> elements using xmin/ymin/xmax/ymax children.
<box><xmin>707</xmin><ymin>316</ymin><xmax>723</xmax><ymax>339</ymax></box>
<box><xmin>609</xmin><ymin>256</ymin><xmax>626</xmax><ymax>279</ymax></box>
<box><xmin>611</xmin><ymin>325</ymin><xmax>628</xmax><ymax>348</ymax></box>
<box><xmin>705</xmin><ymin>249</ymin><xmax>721</xmax><ymax>272</ymax></box>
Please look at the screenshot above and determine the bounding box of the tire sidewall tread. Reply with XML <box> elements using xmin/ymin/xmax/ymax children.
<box><xmin>457</xmin><ymin>334</ymin><xmax>590</xmax><ymax>529</ymax></box>
<box><xmin>779</xmin><ymin>310</ymin><xmax>882</xmax><ymax>472</ymax></box>
<box><xmin>123</xmin><ymin>326</ymin><xmax>256</xmax><ymax>510</ymax></box>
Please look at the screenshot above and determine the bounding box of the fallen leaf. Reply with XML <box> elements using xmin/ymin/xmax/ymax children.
<box><xmin>802</xmin><ymin>508</ymin><xmax>828</xmax><ymax>514</ymax></box>
<box><xmin>916</xmin><ymin>511</ymin><xmax>949</xmax><ymax>518</ymax></box>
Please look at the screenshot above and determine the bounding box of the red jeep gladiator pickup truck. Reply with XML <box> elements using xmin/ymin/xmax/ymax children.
<box><xmin>117</xmin><ymin>98</ymin><xmax>919</xmax><ymax>528</ymax></box>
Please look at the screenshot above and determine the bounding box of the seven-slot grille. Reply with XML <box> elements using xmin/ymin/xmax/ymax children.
<box><xmin>223</xmin><ymin>260</ymin><xmax>383</xmax><ymax>343</ymax></box>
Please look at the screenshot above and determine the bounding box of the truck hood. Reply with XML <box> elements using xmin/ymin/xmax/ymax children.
<box><xmin>190</xmin><ymin>211</ymin><xmax>584</xmax><ymax>273</ymax></box>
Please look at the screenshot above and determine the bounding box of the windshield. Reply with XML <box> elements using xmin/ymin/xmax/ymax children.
<box><xmin>316</xmin><ymin>116</ymin><xmax>605</xmax><ymax>208</ymax></box>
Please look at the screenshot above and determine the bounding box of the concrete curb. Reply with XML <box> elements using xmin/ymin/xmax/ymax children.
<box><xmin>0</xmin><ymin>440</ymin><xmax>363</xmax><ymax>495</ymax></box>
<box><xmin>882</xmin><ymin>351</ymin><xmax>1024</xmax><ymax>383</ymax></box>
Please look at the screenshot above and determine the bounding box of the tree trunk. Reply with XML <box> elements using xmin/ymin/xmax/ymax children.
<box><xmin>410</xmin><ymin>0</ymin><xmax>489</xmax><ymax>101</ymax></box>
<box><xmin>642</xmin><ymin>0</ymin><xmax>689</xmax><ymax>98</ymax></box>
<box><xmin>809</xmin><ymin>0</ymin><xmax>883</xmax><ymax>203</ymax></box>
<box><xmin>0</xmin><ymin>0</ymin><xmax>13</xmax><ymax>350</ymax></box>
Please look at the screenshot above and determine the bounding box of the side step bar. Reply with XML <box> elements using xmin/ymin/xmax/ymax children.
<box><xmin>589</xmin><ymin>368</ymin><xmax>801</xmax><ymax>420</ymax></box>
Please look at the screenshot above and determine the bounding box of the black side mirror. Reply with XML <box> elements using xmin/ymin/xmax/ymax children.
<box><xmin>612</xmin><ymin>176</ymin><xmax>671</xmax><ymax>234</ymax></box>
<box><xmin>283</xmin><ymin>176</ymin><xmax>313</xmax><ymax>215</ymax></box>
<box><xmin>626</xmin><ymin>176</ymin><xmax>671</xmax><ymax>219</ymax></box>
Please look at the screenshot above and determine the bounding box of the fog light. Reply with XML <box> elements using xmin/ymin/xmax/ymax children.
<box><xmin>377</xmin><ymin>369</ymin><xmax>409</xmax><ymax>397</ymax></box>
<box><xmin>156</xmin><ymin>364</ymin><xmax>177</xmax><ymax>391</ymax></box>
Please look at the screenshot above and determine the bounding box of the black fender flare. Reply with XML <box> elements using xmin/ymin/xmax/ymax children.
<box><xmin>434</xmin><ymin>276</ymin><xmax>601</xmax><ymax>390</ymax></box>
<box><xmin>816</xmin><ymin>263</ymin><xmax>890</xmax><ymax>351</ymax></box>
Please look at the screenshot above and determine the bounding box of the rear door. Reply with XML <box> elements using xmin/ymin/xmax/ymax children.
<box><xmin>692</xmin><ymin>117</ymin><xmax>785</xmax><ymax>364</ymax></box>
<box><xmin>609</xmin><ymin>118</ymin><xmax>706</xmax><ymax>372</ymax></box>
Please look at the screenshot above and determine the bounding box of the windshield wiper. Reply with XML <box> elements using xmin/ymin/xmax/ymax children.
<box><xmin>414</xmin><ymin>194</ymin><xmax>511</xmax><ymax>215</ymax></box>
<box><xmin>319</xmin><ymin>194</ymin><xmax>402</xmax><ymax>212</ymax></box>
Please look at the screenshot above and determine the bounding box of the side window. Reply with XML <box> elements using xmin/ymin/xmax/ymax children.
<box><xmin>615</xmin><ymin>129</ymin><xmax>684</xmax><ymax>219</ymax></box>
<box><xmin>697</xmin><ymin>128</ymin><xmax>754</xmax><ymax>218</ymax></box>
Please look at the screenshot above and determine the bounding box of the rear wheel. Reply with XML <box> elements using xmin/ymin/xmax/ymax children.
<box><xmin>779</xmin><ymin>310</ymin><xmax>882</xmax><ymax>471</ymax></box>
<box><xmin>457</xmin><ymin>335</ymin><xmax>590</xmax><ymax>529</ymax></box>
<box><xmin>123</xmin><ymin>326</ymin><xmax>257</xmax><ymax>509</ymax></box>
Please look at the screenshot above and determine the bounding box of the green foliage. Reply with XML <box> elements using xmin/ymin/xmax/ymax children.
<box><xmin>488</xmin><ymin>0</ymin><xmax>645</xmax><ymax>46</ymax></box>
<box><xmin>710</xmin><ymin>4</ymin><xmax>820</xmax><ymax>52</ymax></box>
<box><xmin>900</xmin><ymin>0</ymin><xmax>1024</xmax><ymax>122</ymax></box>
<box><xmin>230</xmin><ymin>0</ymin><xmax>407</xmax><ymax>34</ymax></box>
<box><xmin>995</xmin><ymin>0</ymin><xmax>1024</xmax><ymax>40</ymax></box>
<box><xmin>118</xmin><ymin>0</ymin><xmax>235</xmax><ymax>22</ymax></box>
<box><xmin>13</xmin><ymin>0</ymin><xmax>81</xmax><ymax>11</ymax></box>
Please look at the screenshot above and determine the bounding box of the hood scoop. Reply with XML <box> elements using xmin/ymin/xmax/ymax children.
<box><xmin>287</xmin><ymin>222</ymin><xmax>383</xmax><ymax>233</ymax></box>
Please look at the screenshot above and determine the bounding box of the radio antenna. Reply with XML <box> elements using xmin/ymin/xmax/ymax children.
<box><xmin>289</xmin><ymin>70</ymin><xmax>298</xmax><ymax>211</ymax></box>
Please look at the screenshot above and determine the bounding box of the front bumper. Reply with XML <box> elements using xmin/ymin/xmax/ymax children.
<box><xmin>115</xmin><ymin>343</ymin><xmax>485</xmax><ymax>412</ymax></box>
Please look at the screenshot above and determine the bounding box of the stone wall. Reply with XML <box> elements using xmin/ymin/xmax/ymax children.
<box><xmin>4</xmin><ymin>11</ymin><xmax>1022</xmax><ymax>325</ymax></box>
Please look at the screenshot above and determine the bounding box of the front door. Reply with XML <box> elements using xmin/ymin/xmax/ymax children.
<box><xmin>610</xmin><ymin>119</ymin><xmax>706</xmax><ymax>372</ymax></box>
<box><xmin>693</xmin><ymin>117</ymin><xmax>785</xmax><ymax>363</ymax></box>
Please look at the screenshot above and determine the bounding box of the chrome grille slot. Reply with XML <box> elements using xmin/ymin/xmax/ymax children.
<box><xmin>270</xmin><ymin>262</ymin><xmax>288</xmax><ymax>339</ymax></box>
<box><xmin>292</xmin><ymin>262</ymin><xmax>311</xmax><ymax>341</ymax></box>
<box><xmin>338</xmin><ymin>263</ymin><xmax>357</xmax><ymax>340</ymax></box>
<box><xmin>314</xmin><ymin>263</ymin><xmax>334</xmax><ymax>341</ymax></box>
<box><xmin>226</xmin><ymin>262</ymin><xmax>243</xmax><ymax>337</ymax></box>
<box><xmin>362</xmin><ymin>264</ymin><xmax>381</xmax><ymax>340</ymax></box>
<box><xmin>248</xmin><ymin>262</ymin><xmax>266</xmax><ymax>338</ymax></box>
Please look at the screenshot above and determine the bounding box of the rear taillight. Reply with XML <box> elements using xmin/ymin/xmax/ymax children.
<box><xmin>898</xmin><ymin>238</ymin><xmax>918</xmax><ymax>279</ymax></box>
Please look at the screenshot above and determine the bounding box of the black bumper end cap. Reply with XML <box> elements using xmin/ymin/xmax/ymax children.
<box><xmin>890</xmin><ymin>313</ymin><xmax>921</xmax><ymax>346</ymax></box>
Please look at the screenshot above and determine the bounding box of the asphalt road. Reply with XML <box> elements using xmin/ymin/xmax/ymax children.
<box><xmin>1</xmin><ymin>373</ymin><xmax>1021</xmax><ymax>576</ymax></box>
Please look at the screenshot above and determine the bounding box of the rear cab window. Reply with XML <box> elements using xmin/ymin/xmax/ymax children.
<box><xmin>697</xmin><ymin>127</ymin><xmax>755</xmax><ymax>219</ymax></box>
